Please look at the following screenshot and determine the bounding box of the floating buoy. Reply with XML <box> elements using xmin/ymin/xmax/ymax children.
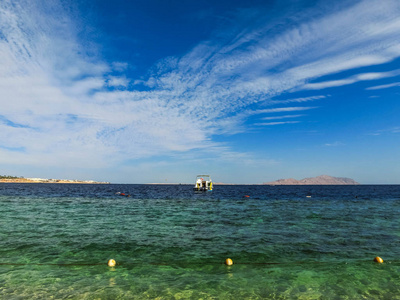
<box><xmin>306</xmin><ymin>195</ymin><xmax>311</xmax><ymax>198</ymax></box>
<box><xmin>116</xmin><ymin>192</ymin><xmax>131</xmax><ymax>197</ymax></box>
<box><xmin>244</xmin><ymin>195</ymin><xmax>250</xmax><ymax>198</ymax></box>
<box><xmin>225</xmin><ymin>258</ymin><xmax>233</xmax><ymax>266</ymax></box>
<box><xmin>108</xmin><ymin>259</ymin><xmax>116</xmax><ymax>267</ymax></box>
<box><xmin>374</xmin><ymin>256</ymin><xmax>383</xmax><ymax>263</ymax></box>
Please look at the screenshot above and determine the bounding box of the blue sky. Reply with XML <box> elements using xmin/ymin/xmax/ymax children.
<box><xmin>1</xmin><ymin>0</ymin><xmax>400</xmax><ymax>184</ymax></box>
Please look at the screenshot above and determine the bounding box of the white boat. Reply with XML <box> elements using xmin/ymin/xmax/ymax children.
<box><xmin>193</xmin><ymin>175</ymin><xmax>213</xmax><ymax>192</ymax></box>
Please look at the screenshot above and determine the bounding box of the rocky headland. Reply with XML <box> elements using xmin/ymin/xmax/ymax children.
<box><xmin>264</xmin><ymin>175</ymin><xmax>359</xmax><ymax>185</ymax></box>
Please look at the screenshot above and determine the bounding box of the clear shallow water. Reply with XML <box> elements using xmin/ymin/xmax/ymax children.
<box><xmin>0</xmin><ymin>183</ymin><xmax>400</xmax><ymax>299</ymax></box>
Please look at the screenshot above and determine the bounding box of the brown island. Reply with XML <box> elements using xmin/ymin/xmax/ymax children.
<box><xmin>264</xmin><ymin>175</ymin><xmax>359</xmax><ymax>185</ymax></box>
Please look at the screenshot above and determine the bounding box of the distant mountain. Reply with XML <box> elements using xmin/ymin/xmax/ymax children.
<box><xmin>264</xmin><ymin>175</ymin><xmax>359</xmax><ymax>185</ymax></box>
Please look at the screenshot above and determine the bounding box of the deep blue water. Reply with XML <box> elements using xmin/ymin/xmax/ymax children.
<box><xmin>0</xmin><ymin>183</ymin><xmax>400</xmax><ymax>299</ymax></box>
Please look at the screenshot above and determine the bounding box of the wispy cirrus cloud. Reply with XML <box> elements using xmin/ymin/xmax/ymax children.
<box><xmin>366</xmin><ymin>81</ymin><xmax>400</xmax><ymax>90</ymax></box>
<box><xmin>252</xmin><ymin>107</ymin><xmax>318</xmax><ymax>114</ymax></box>
<box><xmin>303</xmin><ymin>70</ymin><xmax>400</xmax><ymax>90</ymax></box>
<box><xmin>268</xmin><ymin>95</ymin><xmax>327</xmax><ymax>105</ymax></box>
<box><xmin>255</xmin><ymin>121</ymin><xmax>301</xmax><ymax>126</ymax></box>
<box><xmin>1</xmin><ymin>0</ymin><xmax>400</xmax><ymax>174</ymax></box>
<box><xmin>324</xmin><ymin>141</ymin><xmax>345</xmax><ymax>147</ymax></box>
<box><xmin>368</xmin><ymin>127</ymin><xmax>400</xmax><ymax>136</ymax></box>
<box><xmin>262</xmin><ymin>114</ymin><xmax>305</xmax><ymax>120</ymax></box>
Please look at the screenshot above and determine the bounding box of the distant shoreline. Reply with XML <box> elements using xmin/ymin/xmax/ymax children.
<box><xmin>1</xmin><ymin>180</ymin><xmax>398</xmax><ymax>185</ymax></box>
<box><xmin>117</xmin><ymin>182</ymin><xmax>394</xmax><ymax>185</ymax></box>
<box><xmin>0</xmin><ymin>178</ymin><xmax>109</xmax><ymax>184</ymax></box>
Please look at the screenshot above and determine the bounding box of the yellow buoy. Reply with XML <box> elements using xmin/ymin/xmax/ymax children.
<box><xmin>225</xmin><ymin>258</ymin><xmax>233</xmax><ymax>266</ymax></box>
<box><xmin>374</xmin><ymin>256</ymin><xmax>383</xmax><ymax>263</ymax></box>
<box><xmin>108</xmin><ymin>259</ymin><xmax>116</xmax><ymax>267</ymax></box>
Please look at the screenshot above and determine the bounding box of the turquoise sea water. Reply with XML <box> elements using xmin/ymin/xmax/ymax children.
<box><xmin>1</xmin><ymin>183</ymin><xmax>400</xmax><ymax>299</ymax></box>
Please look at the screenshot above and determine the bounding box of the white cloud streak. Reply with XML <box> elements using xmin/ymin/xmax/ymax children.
<box><xmin>369</xmin><ymin>127</ymin><xmax>400</xmax><ymax>136</ymax></box>
<box><xmin>262</xmin><ymin>114</ymin><xmax>305</xmax><ymax>120</ymax></box>
<box><xmin>303</xmin><ymin>69</ymin><xmax>400</xmax><ymax>90</ymax></box>
<box><xmin>252</xmin><ymin>107</ymin><xmax>318</xmax><ymax>114</ymax></box>
<box><xmin>324</xmin><ymin>141</ymin><xmax>345</xmax><ymax>147</ymax></box>
<box><xmin>366</xmin><ymin>82</ymin><xmax>400</xmax><ymax>90</ymax></box>
<box><xmin>255</xmin><ymin>121</ymin><xmax>300</xmax><ymax>126</ymax></box>
<box><xmin>269</xmin><ymin>95</ymin><xmax>327</xmax><ymax>104</ymax></box>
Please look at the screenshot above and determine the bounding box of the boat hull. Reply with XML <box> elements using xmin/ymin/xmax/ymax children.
<box><xmin>193</xmin><ymin>187</ymin><xmax>211</xmax><ymax>192</ymax></box>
